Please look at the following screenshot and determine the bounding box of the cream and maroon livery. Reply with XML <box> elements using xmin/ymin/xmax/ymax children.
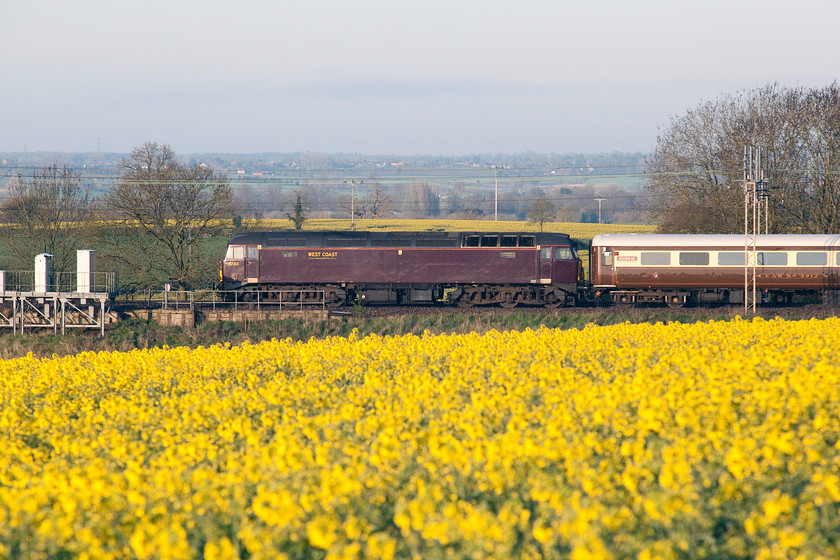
<box><xmin>591</xmin><ymin>234</ymin><xmax>840</xmax><ymax>306</ymax></box>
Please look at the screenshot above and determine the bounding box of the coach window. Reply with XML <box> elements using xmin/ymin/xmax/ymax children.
<box><xmin>501</xmin><ymin>235</ymin><xmax>518</xmax><ymax>247</ymax></box>
<box><xmin>718</xmin><ymin>252</ymin><xmax>745</xmax><ymax>266</ymax></box>
<box><xmin>757</xmin><ymin>252</ymin><xmax>787</xmax><ymax>266</ymax></box>
<box><xmin>481</xmin><ymin>235</ymin><xmax>499</xmax><ymax>247</ymax></box>
<box><xmin>463</xmin><ymin>235</ymin><xmax>480</xmax><ymax>247</ymax></box>
<box><xmin>641</xmin><ymin>252</ymin><xmax>670</xmax><ymax>266</ymax></box>
<box><xmin>796</xmin><ymin>252</ymin><xmax>827</xmax><ymax>266</ymax></box>
<box><xmin>679</xmin><ymin>252</ymin><xmax>709</xmax><ymax>266</ymax></box>
<box><xmin>519</xmin><ymin>236</ymin><xmax>536</xmax><ymax>247</ymax></box>
<box><xmin>556</xmin><ymin>247</ymin><xmax>573</xmax><ymax>260</ymax></box>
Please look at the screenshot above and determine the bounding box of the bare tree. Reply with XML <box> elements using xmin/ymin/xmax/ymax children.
<box><xmin>646</xmin><ymin>83</ymin><xmax>840</xmax><ymax>234</ymax></box>
<box><xmin>779</xmin><ymin>84</ymin><xmax>840</xmax><ymax>233</ymax></box>
<box><xmin>0</xmin><ymin>165</ymin><xmax>92</xmax><ymax>272</ymax></box>
<box><xmin>102</xmin><ymin>141</ymin><xmax>237</xmax><ymax>289</ymax></box>
<box><xmin>356</xmin><ymin>183</ymin><xmax>392</xmax><ymax>218</ymax></box>
<box><xmin>527</xmin><ymin>197</ymin><xmax>556</xmax><ymax>232</ymax></box>
<box><xmin>403</xmin><ymin>182</ymin><xmax>440</xmax><ymax>218</ymax></box>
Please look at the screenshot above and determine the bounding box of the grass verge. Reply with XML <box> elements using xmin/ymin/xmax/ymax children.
<box><xmin>0</xmin><ymin>307</ymin><xmax>755</xmax><ymax>360</ymax></box>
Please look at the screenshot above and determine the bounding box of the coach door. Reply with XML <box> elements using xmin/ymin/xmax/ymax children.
<box><xmin>245</xmin><ymin>245</ymin><xmax>260</xmax><ymax>282</ymax></box>
<box><xmin>828</xmin><ymin>239</ymin><xmax>840</xmax><ymax>289</ymax></box>
<box><xmin>592</xmin><ymin>244</ymin><xmax>616</xmax><ymax>287</ymax></box>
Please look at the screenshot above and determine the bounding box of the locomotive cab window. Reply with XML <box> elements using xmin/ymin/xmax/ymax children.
<box><xmin>225</xmin><ymin>246</ymin><xmax>245</xmax><ymax>260</ymax></box>
<box><xmin>541</xmin><ymin>247</ymin><xmax>552</xmax><ymax>259</ymax></box>
<box><xmin>247</xmin><ymin>246</ymin><xmax>258</xmax><ymax>259</ymax></box>
<box><xmin>556</xmin><ymin>247</ymin><xmax>573</xmax><ymax>260</ymax></box>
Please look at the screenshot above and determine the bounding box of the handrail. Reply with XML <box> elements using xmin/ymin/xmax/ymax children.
<box><xmin>0</xmin><ymin>270</ymin><xmax>118</xmax><ymax>296</ymax></box>
<box><xmin>158</xmin><ymin>289</ymin><xmax>326</xmax><ymax>311</ymax></box>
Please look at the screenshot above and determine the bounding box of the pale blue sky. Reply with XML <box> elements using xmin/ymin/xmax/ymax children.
<box><xmin>2</xmin><ymin>0</ymin><xmax>838</xmax><ymax>155</ymax></box>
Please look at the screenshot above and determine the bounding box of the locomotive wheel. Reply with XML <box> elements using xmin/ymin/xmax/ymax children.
<box><xmin>543</xmin><ymin>291</ymin><xmax>568</xmax><ymax>309</ymax></box>
<box><xmin>499</xmin><ymin>299</ymin><xmax>519</xmax><ymax>309</ymax></box>
<box><xmin>666</xmin><ymin>300</ymin><xmax>685</xmax><ymax>309</ymax></box>
<box><xmin>457</xmin><ymin>291</ymin><xmax>476</xmax><ymax>307</ymax></box>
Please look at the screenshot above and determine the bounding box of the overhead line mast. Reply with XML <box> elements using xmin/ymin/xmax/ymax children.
<box><xmin>743</xmin><ymin>145</ymin><xmax>770</xmax><ymax>314</ymax></box>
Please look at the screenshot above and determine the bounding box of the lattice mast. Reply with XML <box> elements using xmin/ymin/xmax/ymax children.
<box><xmin>743</xmin><ymin>145</ymin><xmax>770</xmax><ymax>313</ymax></box>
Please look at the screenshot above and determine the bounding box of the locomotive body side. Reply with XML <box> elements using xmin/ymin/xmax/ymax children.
<box><xmin>221</xmin><ymin>231</ymin><xmax>580</xmax><ymax>307</ymax></box>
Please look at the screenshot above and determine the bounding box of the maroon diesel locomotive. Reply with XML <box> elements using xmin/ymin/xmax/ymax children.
<box><xmin>220</xmin><ymin>231</ymin><xmax>583</xmax><ymax>307</ymax></box>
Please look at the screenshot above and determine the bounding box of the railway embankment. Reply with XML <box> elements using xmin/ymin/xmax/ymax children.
<box><xmin>125</xmin><ymin>308</ymin><xmax>330</xmax><ymax>327</ymax></box>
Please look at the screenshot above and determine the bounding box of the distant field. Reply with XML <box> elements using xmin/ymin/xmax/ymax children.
<box><xmin>242</xmin><ymin>219</ymin><xmax>656</xmax><ymax>240</ymax></box>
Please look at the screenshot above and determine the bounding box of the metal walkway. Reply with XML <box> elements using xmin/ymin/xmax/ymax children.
<box><xmin>0</xmin><ymin>291</ymin><xmax>111</xmax><ymax>335</ymax></box>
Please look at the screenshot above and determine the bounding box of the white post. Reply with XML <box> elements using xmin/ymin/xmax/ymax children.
<box><xmin>35</xmin><ymin>254</ymin><xmax>52</xmax><ymax>293</ymax></box>
<box><xmin>77</xmin><ymin>250</ymin><xmax>95</xmax><ymax>301</ymax></box>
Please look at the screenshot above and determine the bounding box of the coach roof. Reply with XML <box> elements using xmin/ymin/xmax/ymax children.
<box><xmin>592</xmin><ymin>233</ymin><xmax>840</xmax><ymax>249</ymax></box>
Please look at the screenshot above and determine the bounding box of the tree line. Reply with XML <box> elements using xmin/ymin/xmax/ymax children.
<box><xmin>10</xmin><ymin>81</ymin><xmax>834</xmax><ymax>293</ymax></box>
<box><xmin>235</xmin><ymin>181</ymin><xmax>641</xmax><ymax>224</ymax></box>
<box><xmin>0</xmin><ymin>142</ymin><xmax>235</xmax><ymax>291</ymax></box>
<box><xmin>0</xmin><ymin>141</ymin><xmax>642</xmax><ymax>291</ymax></box>
<box><xmin>646</xmin><ymin>82</ymin><xmax>840</xmax><ymax>233</ymax></box>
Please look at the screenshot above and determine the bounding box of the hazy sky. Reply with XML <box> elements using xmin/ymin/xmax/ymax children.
<box><xmin>3</xmin><ymin>0</ymin><xmax>838</xmax><ymax>155</ymax></box>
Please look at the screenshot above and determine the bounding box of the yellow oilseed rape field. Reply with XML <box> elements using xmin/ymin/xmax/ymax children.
<box><xmin>1</xmin><ymin>318</ymin><xmax>839</xmax><ymax>559</ymax></box>
<box><xmin>244</xmin><ymin>218</ymin><xmax>656</xmax><ymax>239</ymax></box>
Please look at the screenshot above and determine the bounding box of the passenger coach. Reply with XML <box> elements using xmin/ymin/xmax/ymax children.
<box><xmin>221</xmin><ymin>231</ymin><xmax>582</xmax><ymax>307</ymax></box>
<box><xmin>591</xmin><ymin>234</ymin><xmax>840</xmax><ymax>307</ymax></box>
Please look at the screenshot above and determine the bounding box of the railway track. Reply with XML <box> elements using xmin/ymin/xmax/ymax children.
<box><xmin>327</xmin><ymin>302</ymin><xmax>840</xmax><ymax>321</ymax></box>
